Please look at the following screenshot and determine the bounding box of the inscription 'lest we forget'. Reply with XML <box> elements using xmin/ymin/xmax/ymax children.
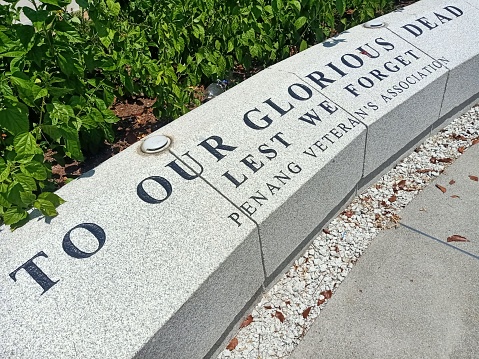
<box><xmin>6</xmin><ymin>4</ymin><xmax>465</xmax><ymax>296</ymax></box>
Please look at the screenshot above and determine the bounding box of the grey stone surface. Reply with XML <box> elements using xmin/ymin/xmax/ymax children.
<box><xmin>400</xmin><ymin>143</ymin><xmax>479</xmax><ymax>256</ymax></box>
<box><xmin>382</xmin><ymin>0</ymin><xmax>479</xmax><ymax>119</ymax></box>
<box><xmin>0</xmin><ymin>144</ymin><xmax>263</xmax><ymax>359</ymax></box>
<box><xmin>290</xmin><ymin>143</ymin><xmax>479</xmax><ymax>359</ymax></box>
<box><xmin>163</xmin><ymin>68</ymin><xmax>367</xmax><ymax>278</ymax></box>
<box><xmin>270</xmin><ymin>25</ymin><xmax>448</xmax><ymax>178</ymax></box>
<box><xmin>465</xmin><ymin>0</ymin><xmax>479</xmax><ymax>10</ymax></box>
<box><xmin>290</xmin><ymin>226</ymin><xmax>479</xmax><ymax>359</ymax></box>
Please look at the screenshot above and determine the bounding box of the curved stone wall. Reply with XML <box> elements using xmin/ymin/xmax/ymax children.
<box><xmin>1</xmin><ymin>0</ymin><xmax>478</xmax><ymax>358</ymax></box>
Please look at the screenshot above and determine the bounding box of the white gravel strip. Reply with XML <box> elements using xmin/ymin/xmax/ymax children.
<box><xmin>216</xmin><ymin>104</ymin><xmax>479</xmax><ymax>359</ymax></box>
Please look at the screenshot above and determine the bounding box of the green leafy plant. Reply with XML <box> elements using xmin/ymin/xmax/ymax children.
<box><xmin>0</xmin><ymin>0</ymin><xmax>119</xmax><ymax>228</ymax></box>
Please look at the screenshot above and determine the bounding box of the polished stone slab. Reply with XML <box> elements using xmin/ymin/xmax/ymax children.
<box><xmin>382</xmin><ymin>0</ymin><xmax>479</xmax><ymax>120</ymax></box>
<box><xmin>163</xmin><ymin>68</ymin><xmax>367</xmax><ymax>278</ymax></box>
<box><xmin>0</xmin><ymin>145</ymin><xmax>263</xmax><ymax>359</ymax></box>
<box><xmin>270</xmin><ymin>26</ymin><xmax>448</xmax><ymax>179</ymax></box>
<box><xmin>381</xmin><ymin>0</ymin><xmax>479</xmax><ymax>117</ymax></box>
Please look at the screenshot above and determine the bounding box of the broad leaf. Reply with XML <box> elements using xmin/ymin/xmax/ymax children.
<box><xmin>336</xmin><ymin>0</ymin><xmax>346</xmax><ymax>15</ymax></box>
<box><xmin>294</xmin><ymin>16</ymin><xmax>307</xmax><ymax>30</ymax></box>
<box><xmin>14</xmin><ymin>25</ymin><xmax>35</xmax><ymax>49</ymax></box>
<box><xmin>14</xmin><ymin>132</ymin><xmax>38</xmax><ymax>154</ymax></box>
<box><xmin>20</xmin><ymin>191</ymin><xmax>36</xmax><ymax>206</ymax></box>
<box><xmin>38</xmin><ymin>192</ymin><xmax>64</xmax><ymax>206</ymax></box>
<box><xmin>0</xmin><ymin>102</ymin><xmax>29</xmax><ymax>135</ymax></box>
<box><xmin>3</xmin><ymin>207</ymin><xmax>28</xmax><ymax>225</ymax></box>
<box><xmin>23</xmin><ymin>8</ymin><xmax>50</xmax><ymax>24</ymax></box>
<box><xmin>34</xmin><ymin>198</ymin><xmax>58</xmax><ymax>217</ymax></box>
<box><xmin>13</xmin><ymin>173</ymin><xmax>37</xmax><ymax>192</ymax></box>
<box><xmin>20</xmin><ymin>161</ymin><xmax>48</xmax><ymax>180</ymax></box>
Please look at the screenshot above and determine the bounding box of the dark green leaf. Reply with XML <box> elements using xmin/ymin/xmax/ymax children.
<box><xmin>13</xmin><ymin>173</ymin><xmax>37</xmax><ymax>192</ymax></box>
<box><xmin>20</xmin><ymin>191</ymin><xmax>36</xmax><ymax>206</ymax></box>
<box><xmin>20</xmin><ymin>161</ymin><xmax>48</xmax><ymax>180</ymax></box>
<box><xmin>3</xmin><ymin>207</ymin><xmax>28</xmax><ymax>225</ymax></box>
<box><xmin>300</xmin><ymin>39</ymin><xmax>308</xmax><ymax>52</ymax></box>
<box><xmin>14</xmin><ymin>132</ymin><xmax>38</xmax><ymax>154</ymax></box>
<box><xmin>23</xmin><ymin>8</ymin><xmax>50</xmax><ymax>24</ymax></box>
<box><xmin>61</xmin><ymin>126</ymin><xmax>83</xmax><ymax>160</ymax></box>
<box><xmin>0</xmin><ymin>103</ymin><xmax>29</xmax><ymax>135</ymax></box>
<box><xmin>34</xmin><ymin>198</ymin><xmax>58</xmax><ymax>217</ymax></box>
<box><xmin>0</xmin><ymin>160</ymin><xmax>10</xmax><ymax>182</ymax></box>
<box><xmin>41</xmin><ymin>124</ymin><xmax>63</xmax><ymax>142</ymax></box>
<box><xmin>294</xmin><ymin>16</ymin><xmax>307</xmax><ymax>30</ymax></box>
<box><xmin>15</xmin><ymin>25</ymin><xmax>35</xmax><ymax>49</ymax></box>
<box><xmin>7</xmin><ymin>182</ymin><xmax>23</xmax><ymax>206</ymax></box>
<box><xmin>10</xmin><ymin>73</ymin><xmax>45</xmax><ymax>107</ymax></box>
<box><xmin>38</xmin><ymin>192</ymin><xmax>65</xmax><ymax>206</ymax></box>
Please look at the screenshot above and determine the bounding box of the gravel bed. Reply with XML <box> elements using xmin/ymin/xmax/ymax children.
<box><xmin>217</xmin><ymin>104</ymin><xmax>479</xmax><ymax>359</ymax></box>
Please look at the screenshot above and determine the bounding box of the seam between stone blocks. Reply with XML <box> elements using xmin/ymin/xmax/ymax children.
<box><xmin>168</xmin><ymin>149</ymin><xmax>268</xmax><ymax>283</ymax></box>
<box><xmin>399</xmin><ymin>223</ymin><xmax>479</xmax><ymax>261</ymax></box>
<box><xmin>465</xmin><ymin>0</ymin><xmax>479</xmax><ymax>11</ymax></box>
<box><xmin>285</xmin><ymin>70</ymin><xmax>370</xmax><ymax>178</ymax></box>
<box><xmin>385</xmin><ymin>27</ymin><xmax>452</xmax><ymax>135</ymax></box>
<box><xmin>385</xmin><ymin>27</ymin><xmax>451</xmax><ymax>71</ymax></box>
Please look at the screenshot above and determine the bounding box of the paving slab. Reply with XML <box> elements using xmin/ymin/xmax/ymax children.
<box><xmin>162</xmin><ymin>68</ymin><xmax>366</xmax><ymax>280</ymax></box>
<box><xmin>399</xmin><ymin>142</ymin><xmax>479</xmax><ymax>256</ymax></box>
<box><xmin>270</xmin><ymin>23</ymin><xmax>448</xmax><ymax>180</ymax></box>
<box><xmin>381</xmin><ymin>0</ymin><xmax>479</xmax><ymax>121</ymax></box>
<box><xmin>290</xmin><ymin>143</ymin><xmax>479</xmax><ymax>359</ymax></box>
<box><xmin>0</xmin><ymin>143</ymin><xmax>263</xmax><ymax>359</ymax></box>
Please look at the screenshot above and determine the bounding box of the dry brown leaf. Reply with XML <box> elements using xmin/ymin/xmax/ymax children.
<box><xmin>472</xmin><ymin>138</ymin><xmax>479</xmax><ymax>145</ymax></box>
<box><xmin>226</xmin><ymin>337</ymin><xmax>238</xmax><ymax>351</ymax></box>
<box><xmin>344</xmin><ymin>210</ymin><xmax>354</xmax><ymax>218</ymax></box>
<box><xmin>388</xmin><ymin>194</ymin><xmax>397</xmax><ymax>203</ymax></box>
<box><xmin>447</xmin><ymin>234</ymin><xmax>469</xmax><ymax>243</ymax></box>
<box><xmin>285</xmin><ymin>300</ymin><xmax>291</xmax><ymax>305</ymax></box>
<box><xmin>397</xmin><ymin>179</ymin><xmax>407</xmax><ymax>190</ymax></box>
<box><xmin>317</xmin><ymin>298</ymin><xmax>326</xmax><ymax>306</ymax></box>
<box><xmin>469</xmin><ymin>175</ymin><xmax>478</xmax><ymax>182</ymax></box>
<box><xmin>346</xmin><ymin>8</ymin><xmax>355</xmax><ymax>14</ymax></box>
<box><xmin>430</xmin><ymin>157</ymin><xmax>437</xmax><ymax>164</ymax></box>
<box><xmin>449</xmin><ymin>179</ymin><xmax>456</xmax><ymax>185</ymax></box>
<box><xmin>302</xmin><ymin>307</ymin><xmax>312</xmax><ymax>319</ymax></box>
<box><xmin>275</xmin><ymin>311</ymin><xmax>285</xmax><ymax>323</ymax></box>
<box><xmin>239</xmin><ymin>315</ymin><xmax>253</xmax><ymax>329</ymax></box>
<box><xmin>451</xmin><ymin>195</ymin><xmax>460</xmax><ymax>198</ymax></box>
<box><xmin>435</xmin><ymin>184</ymin><xmax>447</xmax><ymax>193</ymax></box>
<box><xmin>458</xmin><ymin>146</ymin><xmax>465</xmax><ymax>154</ymax></box>
<box><xmin>321</xmin><ymin>290</ymin><xmax>333</xmax><ymax>299</ymax></box>
<box><xmin>438</xmin><ymin>158</ymin><xmax>453</xmax><ymax>163</ymax></box>
<box><xmin>417</xmin><ymin>168</ymin><xmax>434</xmax><ymax>173</ymax></box>
<box><xmin>451</xmin><ymin>134</ymin><xmax>468</xmax><ymax>141</ymax></box>
<box><xmin>322</xmin><ymin>228</ymin><xmax>331</xmax><ymax>234</ymax></box>
<box><xmin>264</xmin><ymin>305</ymin><xmax>272</xmax><ymax>309</ymax></box>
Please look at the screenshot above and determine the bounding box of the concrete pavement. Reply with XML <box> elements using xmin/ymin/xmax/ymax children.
<box><xmin>290</xmin><ymin>143</ymin><xmax>479</xmax><ymax>359</ymax></box>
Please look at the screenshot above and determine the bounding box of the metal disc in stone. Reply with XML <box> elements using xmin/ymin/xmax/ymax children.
<box><xmin>364</xmin><ymin>19</ymin><xmax>385</xmax><ymax>28</ymax></box>
<box><xmin>141</xmin><ymin>135</ymin><xmax>171</xmax><ymax>153</ymax></box>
